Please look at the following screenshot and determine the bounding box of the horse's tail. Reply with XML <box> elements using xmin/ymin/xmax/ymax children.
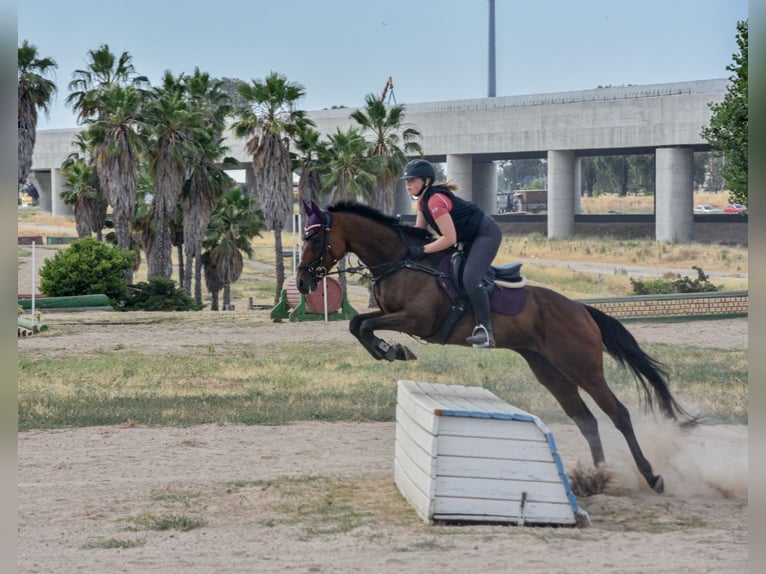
<box><xmin>585</xmin><ymin>304</ymin><xmax>693</xmax><ymax>422</ymax></box>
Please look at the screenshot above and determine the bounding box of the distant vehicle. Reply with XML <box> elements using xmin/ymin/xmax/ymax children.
<box><xmin>723</xmin><ymin>203</ymin><xmax>747</xmax><ymax>214</ymax></box>
<box><xmin>693</xmin><ymin>204</ymin><xmax>721</xmax><ymax>213</ymax></box>
<box><xmin>507</xmin><ymin>189</ymin><xmax>548</xmax><ymax>213</ymax></box>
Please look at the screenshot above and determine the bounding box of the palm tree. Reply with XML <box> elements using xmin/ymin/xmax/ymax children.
<box><xmin>60</xmin><ymin>132</ymin><xmax>108</xmax><ymax>239</ymax></box>
<box><xmin>85</xmin><ymin>85</ymin><xmax>145</xmax><ymax>282</ymax></box>
<box><xmin>320</xmin><ymin>127</ymin><xmax>380</xmax><ymax>296</ymax></box>
<box><xmin>18</xmin><ymin>40</ymin><xmax>57</xmax><ymax>188</ymax></box>
<box><xmin>65</xmin><ymin>44</ymin><xmax>148</xmax><ymax>123</ymax></box>
<box><xmin>232</xmin><ymin>71</ymin><xmax>314</xmax><ymax>302</ymax></box>
<box><xmin>142</xmin><ymin>71</ymin><xmax>206</xmax><ymax>279</ymax></box>
<box><xmin>66</xmin><ymin>44</ymin><xmax>148</xmax><ymax>283</ymax></box>
<box><xmin>293</xmin><ymin>124</ymin><xmax>327</xmax><ymax>209</ymax></box>
<box><xmin>202</xmin><ymin>187</ymin><xmax>266</xmax><ymax>310</ymax></box>
<box><xmin>180</xmin><ymin>69</ymin><xmax>236</xmax><ymax>305</ymax></box>
<box><xmin>322</xmin><ymin>127</ymin><xmax>380</xmax><ymax>203</ymax></box>
<box><xmin>350</xmin><ymin>93</ymin><xmax>422</xmax><ymax>214</ymax></box>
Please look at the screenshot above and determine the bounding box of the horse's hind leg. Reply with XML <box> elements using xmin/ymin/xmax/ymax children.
<box><xmin>522</xmin><ymin>350</ymin><xmax>664</xmax><ymax>493</ymax></box>
<box><xmin>519</xmin><ymin>351</ymin><xmax>606</xmax><ymax>468</ymax></box>
<box><xmin>597</xmin><ymin>393</ymin><xmax>665</xmax><ymax>493</ymax></box>
<box><xmin>561</xmin><ymin>360</ymin><xmax>665</xmax><ymax>493</ymax></box>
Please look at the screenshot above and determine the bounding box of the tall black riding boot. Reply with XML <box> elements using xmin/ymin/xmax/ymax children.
<box><xmin>465</xmin><ymin>287</ymin><xmax>495</xmax><ymax>348</ymax></box>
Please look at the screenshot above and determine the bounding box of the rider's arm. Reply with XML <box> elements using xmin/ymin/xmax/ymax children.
<box><xmin>414</xmin><ymin>208</ymin><xmax>427</xmax><ymax>229</ymax></box>
<box><xmin>424</xmin><ymin>213</ymin><xmax>457</xmax><ymax>253</ymax></box>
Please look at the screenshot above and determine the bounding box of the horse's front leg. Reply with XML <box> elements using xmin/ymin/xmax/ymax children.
<box><xmin>349</xmin><ymin>310</ymin><xmax>418</xmax><ymax>362</ymax></box>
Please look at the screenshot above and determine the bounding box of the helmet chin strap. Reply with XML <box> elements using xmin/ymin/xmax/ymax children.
<box><xmin>411</xmin><ymin>181</ymin><xmax>430</xmax><ymax>199</ymax></box>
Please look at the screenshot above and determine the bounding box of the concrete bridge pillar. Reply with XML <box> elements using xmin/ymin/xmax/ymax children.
<box><xmin>472</xmin><ymin>161</ymin><xmax>497</xmax><ymax>214</ymax></box>
<box><xmin>393</xmin><ymin>178</ymin><xmax>413</xmax><ymax>217</ymax></box>
<box><xmin>574</xmin><ymin>157</ymin><xmax>582</xmax><ymax>214</ymax></box>
<box><xmin>29</xmin><ymin>171</ymin><xmax>52</xmax><ymax>213</ymax></box>
<box><xmin>656</xmin><ymin>147</ymin><xmax>694</xmax><ymax>242</ymax></box>
<box><xmin>446</xmin><ymin>154</ymin><xmax>472</xmax><ymax>201</ymax></box>
<box><xmin>50</xmin><ymin>168</ymin><xmax>73</xmax><ymax>216</ymax></box>
<box><xmin>547</xmin><ymin>150</ymin><xmax>576</xmax><ymax>239</ymax></box>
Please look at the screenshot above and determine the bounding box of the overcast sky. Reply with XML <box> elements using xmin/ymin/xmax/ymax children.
<box><xmin>18</xmin><ymin>0</ymin><xmax>748</xmax><ymax>131</ymax></box>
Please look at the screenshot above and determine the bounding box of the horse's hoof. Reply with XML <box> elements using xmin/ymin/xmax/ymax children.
<box><xmin>652</xmin><ymin>475</ymin><xmax>665</xmax><ymax>494</ymax></box>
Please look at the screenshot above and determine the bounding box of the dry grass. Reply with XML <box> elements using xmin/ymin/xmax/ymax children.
<box><xmin>17</xmin><ymin>203</ymin><xmax>748</xmax><ymax>307</ymax></box>
<box><xmin>579</xmin><ymin>190</ymin><xmax>736</xmax><ymax>214</ymax></box>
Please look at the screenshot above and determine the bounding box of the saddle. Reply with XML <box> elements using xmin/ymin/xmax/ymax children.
<box><xmin>425</xmin><ymin>250</ymin><xmax>527</xmax><ymax>344</ymax></box>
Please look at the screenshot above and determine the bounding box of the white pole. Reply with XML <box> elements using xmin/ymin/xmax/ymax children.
<box><xmin>31</xmin><ymin>241</ymin><xmax>36</xmax><ymax>319</ymax></box>
<box><xmin>292</xmin><ymin>213</ymin><xmax>301</xmax><ymax>276</ymax></box>
<box><xmin>322</xmin><ymin>276</ymin><xmax>328</xmax><ymax>322</ymax></box>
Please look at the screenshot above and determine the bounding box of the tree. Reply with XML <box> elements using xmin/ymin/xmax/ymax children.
<box><xmin>65</xmin><ymin>44</ymin><xmax>148</xmax><ymax>123</ymax></box>
<box><xmin>142</xmin><ymin>71</ymin><xmax>207</xmax><ymax>279</ymax></box>
<box><xmin>322</xmin><ymin>127</ymin><xmax>379</xmax><ymax>203</ymax></box>
<box><xmin>232</xmin><ymin>72</ymin><xmax>314</xmax><ymax>302</ymax></box>
<box><xmin>85</xmin><ymin>85</ymin><xmax>145</xmax><ymax>282</ymax></box>
<box><xmin>66</xmin><ymin>44</ymin><xmax>148</xmax><ymax>283</ymax></box>
<box><xmin>320</xmin><ymin>127</ymin><xmax>380</xmax><ymax>296</ymax></box>
<box><xmin>293</xmin><ymin>124</ymin><xmax>327</xmax><ymax>209</ymax></box>
<box><xmin>701</xmin><ymin>19</ymin><xmax>748</xmax><ymax>206</ymax></box>
<box><xmin>180</xmin><ymin>69</ymin><xmax>237</xmax><ymax>305</ymax></box>
<box><xmin>17</xmin><ymin>40</ymin><xmax>57</xmax><ymax>189</ymax></box>
<box><xmin>202</xmin><ymin>188</ymin><xmax>266</xmax><ymax>310</ymax></box>
<box><xmin>60</xmin><ymin>133</ymin><xmax>108</xmax><ymax>240</ymax></box>
<box><xmin>350</xmin><ymin>94</ymin><xmax>421</xmax><ymax>214</ymax></box>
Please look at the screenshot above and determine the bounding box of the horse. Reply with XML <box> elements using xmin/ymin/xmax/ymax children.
<box><xmin>296</xmin><ymin>200</ymin><xmax>693</xmax><ymax>493</ymax></box>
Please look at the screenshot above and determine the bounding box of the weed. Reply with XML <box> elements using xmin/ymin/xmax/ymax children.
<box><xmin>125</xmin><ymin>513</ymin><xmax>206</xmax><ymax>531</ymax></box>
<box><xmin>81</xmin><ymin>537</ymin><xmax>145</xmax><ymax>549</ymax></box>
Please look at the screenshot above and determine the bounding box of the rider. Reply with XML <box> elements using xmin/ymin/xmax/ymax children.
<box><xmin>401</xmin><ymin>158</ymin><xmax>502</xmax><ymax>348</ymax></box>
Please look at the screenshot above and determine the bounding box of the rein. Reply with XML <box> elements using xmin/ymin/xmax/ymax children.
<box><xmin>299</xmin><ymin>210</ymin><xmax>445</xmax><ymax>284</ymax></box>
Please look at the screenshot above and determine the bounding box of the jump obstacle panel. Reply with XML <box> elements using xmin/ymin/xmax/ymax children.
<box><xmin>270</xmin><ymin>276</ymin><xmax>356</xmax><ymax>322</ymax></box>
<box><xmin>394</xmin><ymin>380</ymin><xmax>585</xmax><ymax>526</ymax></box>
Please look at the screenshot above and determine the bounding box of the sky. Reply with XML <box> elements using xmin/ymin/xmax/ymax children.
<box><xmin>18</xmin><ymin>0</ymin><xmax>748</xmax><ymax>131</ymax></box>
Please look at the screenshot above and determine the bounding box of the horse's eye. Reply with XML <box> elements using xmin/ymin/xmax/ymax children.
<box><xmin>311</xmin><ymin>235</ymin><xmax>322</xmax><ymax>247</ymax></box>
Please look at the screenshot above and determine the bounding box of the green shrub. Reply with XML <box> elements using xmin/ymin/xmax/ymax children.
<box><xmin>120</xmin><ymin>278</ymin><xmax>201</xmax><ymax>311</ymax></box>
<box><xmin>630</xmin><ymin>266</ymin><xmax>721</xmax><ymax>295</ymax></box>
<box><xmin>39</xmin><ymin>237</ymin><xmax>133</xmax><ymax>303</ymax></box>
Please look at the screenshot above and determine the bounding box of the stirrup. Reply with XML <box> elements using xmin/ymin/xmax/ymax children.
<box><xmin>466</xmin><ymin>325</ymin><xmax>495</xmax><ymax>348</ymax></box>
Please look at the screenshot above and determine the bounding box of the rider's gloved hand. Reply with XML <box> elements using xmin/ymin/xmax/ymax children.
<box><xmin>406</xmin><ymin>245</ymin><xmax>425</xmax><ymax>260</ymax></box>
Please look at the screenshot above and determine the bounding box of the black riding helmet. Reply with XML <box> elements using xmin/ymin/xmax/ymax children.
<box><xmin>400</xmin><ymin>159</ymin><xmax>435</xmax><ymax>182</ymax></box>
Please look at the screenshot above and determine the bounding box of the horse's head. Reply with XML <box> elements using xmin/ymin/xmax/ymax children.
<box><xmin>296</xmin><ymin>200</ymin><xmax>344</xmax><ymax>294</ymax></box>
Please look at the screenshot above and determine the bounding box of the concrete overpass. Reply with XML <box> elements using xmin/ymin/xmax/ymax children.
<box><xmin>30</xmin><ymin>78</ymin><xmax>727</xmax><ymax>242</ymax></box>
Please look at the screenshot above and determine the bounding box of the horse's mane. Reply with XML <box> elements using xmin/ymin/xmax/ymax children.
<box><xmin>328</xmin><ymin>201</ymin><xmax>433</xmax><ymax>241</ymax></box>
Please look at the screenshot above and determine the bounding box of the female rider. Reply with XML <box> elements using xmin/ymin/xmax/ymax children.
<box><xmin>401</xmin><ymin>159</ymin><xmax>502</xmax><ymax>348</ymax></box>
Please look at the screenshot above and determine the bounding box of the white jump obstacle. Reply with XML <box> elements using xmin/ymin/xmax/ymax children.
<box><xmin>394</xmin><ymin>380</ymin><xmax>589</xmax><ymax>527</ymax></box>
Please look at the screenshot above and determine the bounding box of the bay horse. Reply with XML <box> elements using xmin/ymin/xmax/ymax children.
<box><xmin>296</xmin><ymin>200</ymin><xmax>692</xmax><ymax>493</ymax></box>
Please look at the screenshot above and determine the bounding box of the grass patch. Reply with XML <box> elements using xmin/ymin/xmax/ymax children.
<box><xmin>81</xmin><ymin>537</ymin><xmax>146</xmax><ymax>549</ymax></box>
<box><xmin>18</xmin><ymin>336</ymin><xmax>747</xmax><ymax>429</ymax></box>
<box><xmin>230</xmin><ymin>475</ymin><xmax>419</xmax><ymax>539</ymax></box>
<box><xmin>594</xmin><ymin>506</ymin><xmax>707</xmax><ymax>533</ymax></box>
<box><xmin>124</xmin><ymin>512</ymin><xmax>206</xmax><ymax>532</ymax></box>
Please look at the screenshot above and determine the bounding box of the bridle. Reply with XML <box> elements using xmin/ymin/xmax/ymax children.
<box><xmin>297</xmin><ymin>210</ymin><xmax>339</xmax><ymax>282</ymax></box>
<box><xmin>298</xmin><ymin>212</ymin><xmax>446</xmax><ymax>290</ymax></box>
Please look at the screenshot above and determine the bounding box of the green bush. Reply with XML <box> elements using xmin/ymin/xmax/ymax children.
<box><xmin>120</xmin><ymin>278</ymin><xmax>201</xmax><ymax>311</ymax></box>
<box><xmin>39</xmin><ymin>237</ymin><xmax>133</xmax><ymax>303</ymax></box>
<box><xmin>630</xmin><ymin>266</ymin><xmax>721</xmax><ymax>295</ymax></box>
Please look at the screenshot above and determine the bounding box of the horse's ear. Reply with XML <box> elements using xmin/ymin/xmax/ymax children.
<box><xmin>310</xmin><ymin>200</ymin><xmax>321</xmax><ymax>216</ymax></box>
<box><xmin>302</xmin><ymin>200</ymin><xmax>313</xmax><ymax>216</ymax></box>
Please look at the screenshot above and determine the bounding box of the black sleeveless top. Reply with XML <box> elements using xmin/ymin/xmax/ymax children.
<box><xmin>419</xmin><ymin>186</ymin><xmax>484</xmax><ymax>244</ymax></box>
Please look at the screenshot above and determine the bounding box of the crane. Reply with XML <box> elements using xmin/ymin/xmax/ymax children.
<box><xmin>379</xmin><ymin>76</ymin><xmax>396</xmax><ymax>104</ymax></box>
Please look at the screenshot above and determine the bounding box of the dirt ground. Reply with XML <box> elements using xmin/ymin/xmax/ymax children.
<box><xmin>17</xmin><ymin>308</ymin><xmax>748</xmax><ymax>574</ymax></box>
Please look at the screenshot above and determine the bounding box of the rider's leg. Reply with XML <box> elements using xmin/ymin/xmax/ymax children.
<box><xmin>465</xmin><ymin>284</ymin><xmax>495</xmax><ymax>348</ymax></box>
<box><xmin>462</xmin><ymin>216</ymin><xmax>502</xmax><ymax>349</ymax></box>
